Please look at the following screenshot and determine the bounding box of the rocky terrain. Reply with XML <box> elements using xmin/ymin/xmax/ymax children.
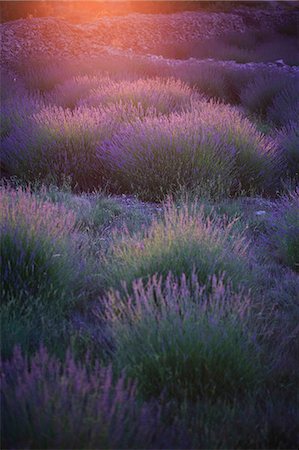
<box><xmin>1</xmin><ymin>6</ymin><xmax>297</xmax><ymax>63</ymax></box>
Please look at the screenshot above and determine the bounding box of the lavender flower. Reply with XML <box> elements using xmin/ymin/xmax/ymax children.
<box><xmin>1</xmin><ymin>346</ymin><xmax>186</xmax><ymax>449</ymax></box>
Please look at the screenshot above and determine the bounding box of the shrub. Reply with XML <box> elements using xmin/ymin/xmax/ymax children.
<box><xmin>12</xmin><ymin>56</ymin><xmax>80</xmax><ymax>92</ymax></box>
<box><xmin>205</xmin><ymin>42</ymin><xmax>254</xmax><ymax>64</ymax></box>
<box><xmin>0</xmin><ymin>94</ymin><xmax>44</xmax><ymax>139</ymax></box>
<box><xmin>105</xmin><ymin>273</ymin><xmax>262</xmax><ymax>400</ymax></box>
<box><xmin>1</xmin><ymin>104</ymin><xmax>137</xmax><ymax>190</ymax></box>
<box><xmin>275</xmin><ymin>122</ymin><xmax>299</xmax><ymax>179</ymax></box>
<box><xmin>80</xmin><ymin>77</ymin><xmax>197</xmax><ymax>115</ymax></box>
<box><xmin>46</xmin><ymin>75</ymin><xmax>108</xmax><ymax>109</ymax></box>
<box><xmin>100</xmin><ymin>108</ymin><xmax>234</xmax><ymax>200</ymax></box>
<box><xmin>240</xmin><ymin>72</ymin><xmax>293</xmax><ymax>117</ymax></box>
<box><xmin>1</xmin><ymin>347</ymin><xmax>184</xmax><ymax>449</ymax></box>
<box><xmin>222</xmin><ymin>67</ymin><xmax>255</xmax><ymax>103</ymax></box>
<box><xmin>76</xmin><ymin>196</ymin><xmax>123</xmax><ymax>230</ymax></box>
<box><xmin>0</xmin><ymin>69</ymin><xmax>44</xmax><ymax>140</ymax></box>
<box><xmin>173</xmin><ymin>62</ymin><xmax>229</xmax><ymax>101</ymax></box>
<box><xmin>102</xmin><ymin>200</ymin><xmax>251</xmax><ymax>292</ymax></box>
<box><xmin>222</xmin><ymin>30</ymin><xmax>263</xmax><ymax>50</ymax></box>
<box><xmin>192</xmin><ymin>101</ymin><xmax>280</xmax><ymax>193</ymax></box>
<box><xmin>0</xmin><ymin>294</ymin><xmax>72</xmax><ymax>359</ymax></box>
<box><xmin>0</xmin><ymin>186</ymin><xmax>79</xmax><ymax>302</ymax></box>
<box><xmin>100</xmin><ymin>100</ymin><xmax>279</xmax><ymax>200</ymax></box>
<box><xmin>0</xmin><ymin>67</ymin><xmax>27</xmax><ymax>103</ymax></box>
<box><xmin>177</xmin><ymin>391</ymin><xmax>299</xmax><ymax>449</ymax></box>
<box><xmin>174</xmin><ymin>62</ymin><xmax>255</xmax><ymax>104</ymax></box>
<box><xmin>263</xmin><ymin>189</ymin><xmax>299</xmax><ymax>272</ymax></box>
<box><xmin>221</xmin><ymin>33</ymin><xmax>299</xmax><ymax>66</ymax></box>
<box><xmin>265</xmin><ymin>270</ymin><xmax>299</xmax><ymax>383</ymax></box>
<box><xmin>267</xmin><ymin>82</ymin><xmax>299</xmax><ymax>127</ymax></box>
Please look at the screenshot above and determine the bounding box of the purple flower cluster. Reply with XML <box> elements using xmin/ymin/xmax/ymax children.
<box><xmin>240</xmin><ymin>71</ymin><xmax>295</xmax><ymax>118</ymax></box>
<box><xmin>0</xmin><ymin>186</ymin><xmax>78</xmax><ymax>301</ymax></box>
<box><xmin>80</xmin><ymin>77</ymin><xmax>199</xmax><ymax>115</ymax></box>
<box><xmin>1</xmin><ymin>346</ymin><xmax>185</xmax><ymax>449</ymax></box>
<box><xmin>102</xmin><ymin>272</ymin><xmax>262</xmax><ymax>400</ymax></box>
<box><xmin>100</xmin><ymin>100</ymin><xmax>280</xmax><ymax>200</ymax></box>
<box><xmin>46</xmin><ymin>75</ymin><xmax>108</xmax><ymax>109</ymax></box>
<box><xmin>268</xmin><ymin>83</ymin><xmax>299</xmax><ymax>127</ymax></box>
<box><xmin>12</xmin><ymin>56</ymin><xmax>80</xmax><ymax>92</ymax></box>
<box><xmin>101</xmin><ymin>199</ymin><xmax>251</xmax><ymax>292</ymax></box>
<box><xmin>1</xmin><ymin>104</ymin><xmax>131</xmax><ymax>190</ymax></box>
<box><xmin>275</xmin><ymin>122</ymin><xmax>299</xmax><ymax>178</ymax></box>
<box><xmin>264</xmin><ymin>188</ymin><xmax>299</xmax><ymax>271</ymax></box>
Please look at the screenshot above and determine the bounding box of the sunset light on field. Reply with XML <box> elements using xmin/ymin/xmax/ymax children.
<box><xmin>1</xmin><ymin>1</ymin><xmax>298</xmax><ymax>449</ymax></box>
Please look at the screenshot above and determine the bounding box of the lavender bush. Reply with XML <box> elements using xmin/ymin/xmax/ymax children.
<box><xmin>81</xmin><ymin>77</ymin><xmax>198</xmax><ymax>115</ymax></box>
<box><xmin>173</xmin><ymin>62</ymin><xmax>230</xmax><ymax>101</ymax></box>
<box><xmin>1</xmin><ymin>30</ymin><xmax>298</xmax><ymax>450</ymax></box>
<box><xmin>173</xmin><ymin>63</ymin><xmax>281</xmax><ymax>106</ymax></box>
<box><xmin>0</xmin><ymin>94</ymin><xmax>44</xmax><ymax>139</ymax></box>
<box><xmin>100</xmin><ymin>108</ymin><xmax>235</xmax><ymax>200</ymax></box>
<box><xmin>68</xmin><ymin>54</ymin><xmax>172</xmax><ymax>81</ymax></box>
<box><xmin>38</xmin><ymin>185</ymin><xmax>124</xmax><ymax>231</ymax></box>
<box><xmin>102</xmin><ymin>200</ymin><xmax>252</xmax><ymax>292</ymax></box>
<box><xmin>0</xmin><ymin>68</ymin><xmax>44</xmax><ymax>139</ymax></box>
<box><xmin>1</xmin><ymin>346</ymin><xmax>184</xmax><ymax>449</ymax></box>
<box><xmin>1</xmin><ymin>104</ymin><xmax>138</xmax><ymax>189</ymax></box>
<box><xmin>1</xmin><ymin>296</ymin><xmax>73</xmax><ymax>360</ymax></box>
<box><xmin>0</xmin><ymin>186</ymin><xmax>80</xmax><ymax>302</ymax></box>
<box><xmin>177</xmin><ymin>390</ymin><xmax>299</xmax><ymax>449</ymax></box>
<box><xmin>275</xmin><ymin>122</ymin><xmax>299</xmax><ymax>179</ymax></box>
<box><xmin>264</xmin><ymin>189</ymin><xmax>299</xmax><ymax>272</ymax></box>
<box><xmin>46</xmin><ymin>75</ymin><xmax>109</xmax><ymax>109</ymax></box>
<box><xmin>104</xmin><ymin>273</ymin><xmax>263</xmax><ymax>400</ymax></box>
<box><xmin>11</xmin><ymin>56</ymin><xmax>81</xmax><ymax>92</ymax></box>
<box><xmin>101</xmin><ymin>100</ymin><xmax>280</xmax><ymax>200</ymax></box>
<box><xmin>240</xmin><ymin>72</ymin><xmax>294</xmax><ymax>117</ymax></box>
<box><xmin>0</xmin><ymin>67</ymin><xmax>27</xmax><ymax>103</ymax></box>
<box><xmin>267</xmin><ymin>83</ymin><xmax>299</xmax><ymax>127</ymax></box>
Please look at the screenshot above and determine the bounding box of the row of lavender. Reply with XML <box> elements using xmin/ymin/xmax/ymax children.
<box><xmin>1</xmin><ymin>54</ymin><xmax>298</xmax><ymax>198</ymax></box>
<box><xmin>1</xmin><ymin>184</ymin><xmax>298</xmax><ymax>447</ymax></box>
<box><xmin>1</xmin><ymin>53</ymin><xmax>298</xmax><ymax>448</ymax></box>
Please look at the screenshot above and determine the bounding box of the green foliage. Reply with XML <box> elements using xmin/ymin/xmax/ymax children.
<box><xmin>0</xmin><ymin>187</ymin><xmax>82</xmax><ymax>303</ymax></box>
<box><xmin>1</xmin><ymin>295</ymin><xmax>71</xmax><ymax>359</ymax></box>
<box><xmin>265</xmin><ymin>190</ymin><xmax>299</xmax><ymax>272</ymax></box>
<box><xmin>107</xmin><ymin>274</ymin><xmax>262</xmax><ymax>400</ymax></box>
<box><xmin>102</xmin><ymin>201</ymin><xmax>251</xmax><ymax>292</ymax></box>
<box><xmin>240</xmin><ymin>72</ymin><xmax>293</xmax><ymax>117</ymax></box>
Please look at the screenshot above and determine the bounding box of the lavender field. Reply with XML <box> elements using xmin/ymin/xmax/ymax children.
<box><xmin>1</xmin><ymin>1</ymin><xmax>299</xmax><ymax>449</ymax></box>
